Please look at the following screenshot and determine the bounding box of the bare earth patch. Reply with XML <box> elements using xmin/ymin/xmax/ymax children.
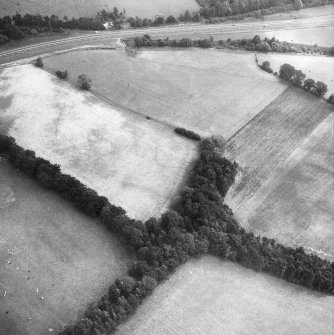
<box><xmin>0</xmin><ymin>160</ymin><xmax>132</xmax><ymax>335</ymax></box>
<box><xmin>225</xmin><ymin>88</ymin><xmax>334</xmax><ymax>260</ymax></box>
<box><xmin>0</xmin><ymin>65</ymin><xmax>197</xmax><ymax>220</ymax></box>
<box><xmin>43</xmin><ymin>48</ymin><xmax>287</xmax><ymax>138</ymax></box>
<box><xmin>115</xmin><ymin>256</ymin><xmax>334</xmax><ymax>335</ymax></box>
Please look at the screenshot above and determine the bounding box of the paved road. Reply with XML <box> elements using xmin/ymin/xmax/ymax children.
<box><xmin>0</xmin><ymin>15</ymin><xmax>333</xmax><ymax>65</ymax></box>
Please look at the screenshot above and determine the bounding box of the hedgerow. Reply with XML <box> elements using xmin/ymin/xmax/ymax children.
<box><xmin>0</xmin><ymin>133</ymin><xmax>332</xmax><ymax>335</ymax></box>
<box><xmin>175</xmin><ymin>127</ymin><xmax>201</xmax><ymax>141</ymax></box>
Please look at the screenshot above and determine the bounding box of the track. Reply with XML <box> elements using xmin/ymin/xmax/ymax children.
<box><xmin>0</xmin><ymin>15</ymin><xmax>333</xmax><ymax>65</ymax></box>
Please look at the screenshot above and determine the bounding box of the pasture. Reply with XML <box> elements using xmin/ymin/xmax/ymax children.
<box><xmin>115</xmin><ymin>256</ymin><xmax>334</xmax><ymax>335</ymax></box>
<box><xmin>259</xmin><ymin>53</ymin><xmax>334</xmax><ymax>98</ymax></box>
<box><xmin>0</xmin><ymin>0</ymin><xmax>200</xmax><ymax>19</ymax></box>
<box><xmin>0</xmin><ymin>159</ymin><xmax>132</xmax><ymax>335</ymax></box>
<box><xmin>225</xmin><ymin>88</ymin><xmax>334</xmax><ymax>260</ymax></box>
<box><xmin>43</xmin><ymin>48</ymin><xmax>286</xmax><ymax>138</ymax></box>
<box><xmin>0</xmin><ymin>65</ymin><xmax>198</xmax><ymax>220</ymax></box>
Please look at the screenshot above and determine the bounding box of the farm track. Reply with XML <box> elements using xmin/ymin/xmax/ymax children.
<box><xmin>1</xmin><ymin>15</ymin><xmax>334</xmax><ymax>66</ymax></box>
<box><xmin>225</xmin><ymin>87</ymin><xmax>333</xmax><ymax>211</ymax></box>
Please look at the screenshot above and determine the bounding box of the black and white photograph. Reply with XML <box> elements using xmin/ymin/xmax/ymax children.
<box><xmin>0</xmin><ymin>1</ymin><xmax>333</xmax><ymax>334</ymax></box>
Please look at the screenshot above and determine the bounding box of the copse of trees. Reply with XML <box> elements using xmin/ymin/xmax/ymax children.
<box><xmin>1</xmin><ymin>133</ymin><xmax>333</xmax><ymax>335</ymax></box>
<box><xmin>279</xmin><ymin>63</ymin><xmax>328</xmax><ymax>97</ymax></box>
<box><xmin>0</xmin><ymin>12</ymin><xmax>106</xmax><ymax>43</ymax></box>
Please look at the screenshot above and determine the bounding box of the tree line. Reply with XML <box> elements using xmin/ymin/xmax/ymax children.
<box><xmin>218</xmin><ymin>35</ymin><xmax>334</xmax><ymax>56</ymax></box>
<box><xmin>0</xmin><ymin>135</ymin><xmax>333</xmax><ymax>335</ymax></box>
<box><xmin>1</xmin><ymin>0</ymin><xmax>332</xmax><ymax>44</ymax></box>
<box><xmin>258</xmin><ymin>61</ymin><xmax>333</xmax><ymax>101</ymax></box>
<box><xmin>127</xmin><ymin>34</ymin><xmax>334</xmax><ymax>59</ymax></box>
<box><xmin>278</xmin><ymin>63</ymin><xmax>329</xmax><ymax>97</ymax></box>
<box><xmin>128</xmin><ymin>35</ymin><xmax>214</xmax><ymax>49</ymax></box>
<box><xmin>127</xmin><ymin>0</ymin><xmax>332</xmax><ymax>27</ymax></box>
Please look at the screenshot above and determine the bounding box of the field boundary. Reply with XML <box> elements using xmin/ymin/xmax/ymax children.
<box><xmin>1</xmin><ymin>134</ymin><xmax>333</xmax><ymax>335</ymax></box>
<box><xmin>39</xmin><ymin>64</ymin><xmax>180</xmax><ymax>132</ymax></box>
<box><xmin>227</xmin><ymin>87</ymin><xmax>290</xmax><ymax>141</ymax></box>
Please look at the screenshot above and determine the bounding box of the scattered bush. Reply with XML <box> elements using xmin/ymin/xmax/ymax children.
<box><xmin>55</xmin><ymin>70</ymin><xmax>68</xmax><ymax>80</ymax></box>
<box><xmin>260</xmin><ymin>61</ymin><xmax>273</xmax><ymax>73</ymax></box>
<box><xmin>327</xmin><ymin>94</ymin><xmax>334</xmax><ymax>104</ymax></box>
<box><xmin>78</xmin><ymin>74</ymin><xmax>91</xmax><ymax>90</ymax></box>
<box><xmin>35</xmin><ymin>57</ymin><xmax>44</xmax><ymax>68</ymax></box>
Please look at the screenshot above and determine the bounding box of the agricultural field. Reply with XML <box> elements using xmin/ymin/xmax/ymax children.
<box><xmin>259</xmin><ymin>53</ymin><xmax>334</xmax><ymax>98</ymax></box>
<box><xmin>116</xmin><ymin>256</ymin><xmax>334</xmax><ymax>335</ymax></box>
<box><xmin>225</xmin><ymin>88</ymin><xmax>334</xmax><ymax>260</ymax></box>
<box><xmin>235</xmin><ymin>113</ymin><xmax>334</xmax><ymax>259</ymax></box>
<box><xmin>215</xmin><ymin>26</ymin><xmax>334</xmax><ymax>48</ymax></box>
<box><xmin>43</xmin><ymin>48</ymin><xmax>286</xmax><ymax>138</ymax></box>
<box><xmin>0</xmin><ymin>65</ymin><xmax>198</xmax><ymax>220</ymax></box>
<box><xmin>0</xmin><ymin>0</ymin><xmax>200</xmax><ymax>19</ymax></box>
<box><xmin>0</xmin><ymin>159</ymin><xmax>132</xmax><ymax>335</ymax></box>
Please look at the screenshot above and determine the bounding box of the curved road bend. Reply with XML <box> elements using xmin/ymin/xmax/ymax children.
<box><xmin>0</xmin><ymin>15</ymin><xmax>333</xmax><ymax>65</ymax></box>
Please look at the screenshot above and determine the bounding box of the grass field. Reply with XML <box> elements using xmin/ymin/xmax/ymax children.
<box><xmin>116</xmin><ymin>256</ymin><xmax>334</xmax><ymax>335</ymax></box>
<box><xmin>213</xmin><ymin>26</ymin><xmax>334</xmax><ymax>48</ymax></box>
<box><xmin>0</xmin><ymin>160</ymin><xmax>132</xmax><ymax>335</ymax></box>
<box><xmin>0</xmin><ymin>65</ymin><xmax>198</xmax><ymax>220</ymax></box>
<box><xmin>43</xmin><ymin>48</ymin><xmax>286</xmax><ymax>138</ymax></box>
<box><xmin>0</xmin><ymin>0</ymin><xmax>200</xmax><ymax>19</ymax></box>
<box><xmin>225</xmin><ymin>88</ymin><xmax>334</xmax><ymax>259</ymax></box>
<box><xmin>259</xmin><ymin>53</ymin><xmax>334</xmax><ymax>98</ymax></box>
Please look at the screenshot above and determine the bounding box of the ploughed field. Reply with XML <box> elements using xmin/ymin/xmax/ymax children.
<box><xmin>225</xmin><ymin>88</ymin><xmax>334</xmax><ymax>260</ymax></box>
<box><xmin>0</xmin><ymin>65</ymin><xmax>198</xmax><ymax>220</ymax></box>
<box><xmin>43</xmin><ymin>48</ymin><xmax>286</xmax><ymax>138</ymax></box>
<box><xmin>0</xmin><ymin>159</ymin><xmax>132</xmax><ymax>335</ymax></box>
<box><xmin>115</xmin><ymin>256</ymin><xmax>334</xmax><ymax>335</ymax></box>
<box><xmin>0</xmin><ymin>0</ymin><xmax>200</xmax><ymax>19</ymax></box>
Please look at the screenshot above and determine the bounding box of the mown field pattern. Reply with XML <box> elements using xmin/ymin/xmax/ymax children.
<box><xmin>0</xmin><ymin>0</ymin><xmax>200</xmax><ymax>19</ymax></box>
<box><xmin>0</xmin><ymin>160</ymin><xmax>132</xmax><ymax>335</ymax></box>
<box><xmin>225</xmin><ymin>88</ymin><xmax>334</xmax><ymax>259</ymax></box>
<box><xmin>44</xmin><ymin>49</ymin><xmax>286</xmax><ymax>138</ymax></box>
<box><xmin>116</xmin><ymin>257</ymin><xmax>334</xmax><ymax>335</ymax></box>
<box><xmin>0</xmin><ymin>65</ymin><xmax>197</xmax><ymax>220</ymax></box>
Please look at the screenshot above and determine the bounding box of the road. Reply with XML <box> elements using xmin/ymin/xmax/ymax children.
<box><xmin>0</xmin><ymin>15</ymin><xmax>333</xmax><ymax>65</ymax></box>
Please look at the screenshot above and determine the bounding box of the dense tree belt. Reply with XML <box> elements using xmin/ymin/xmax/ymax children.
<box><xmin>1</xmin><ymin>0</ymin><xmax>333</xmax><ymax>44</ymax></box>
<box><xmin>0</xmin><ymin>134</ymin><xmax>333</xmax><ymax>335</ymax></box>
<box><xmin>196</xmin><ymin>0</ymin><xmax>333</xmax><ymax>20</ymax></box>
